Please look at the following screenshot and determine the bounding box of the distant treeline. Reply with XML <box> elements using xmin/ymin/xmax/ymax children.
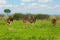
<box><xmin>11</xmin><ymin>13</ymin><xmax>50</xmax><ymax>20</ymax></box>
<box><xmin>0</xmin><ymin>13</ymin><xmax>49</xmax><ymax>20</ymax></box>
<box><xmin>0</xmin><ymin>13</ymin><xmax>60</xmax><ymax>20</ymax></box>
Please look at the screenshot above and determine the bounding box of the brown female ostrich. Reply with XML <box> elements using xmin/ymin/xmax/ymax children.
<box><xmin>6</xmin><ymin>17</ymin><xmax>13</xmax><ymax>25</ymax></box>
<box><xmin>23</xmin><ymin>16</ymin><xmax>36</xmax><ymax>28</ymax></box>
<box><xmin>51</xmin><ymin>18</ymin><xmax>56</xmax><ymax>26</ymax></box>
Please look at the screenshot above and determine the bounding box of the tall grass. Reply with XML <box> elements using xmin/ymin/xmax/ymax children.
<box><xmin>0</xmin><ymin>20</ymin><xmax>60</xmax><ymax>40</ymax></box>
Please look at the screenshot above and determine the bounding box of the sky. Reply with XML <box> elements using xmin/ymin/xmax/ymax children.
<box><xmin>0</xmin><ymin>0</ymin><xmax>60</xmax><ymax>15</ymax></box>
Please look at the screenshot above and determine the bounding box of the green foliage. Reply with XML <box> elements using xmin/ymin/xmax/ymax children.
<box><xmin>4</xmin><ymin>9</ymin><xmax>11</xmax><ymax>16</ymax></box>
<box><xmin>4</xmin><ymin>9</ymin><xmax>11</xmax><ymax>13</ymax></box>
<box><xmin>13</xmin><ymin>13</ymin><xmax>24</xmax><ymax>20</ymax></box>
<box><xmin>12</xmin><ymin>13</ymin><xmax>50</xmax><ymax>20</ymax></box>
<box><xmin>35</xmin><ymin>14</ymin><xmax>50</xmax><ymax>20</ymax></box>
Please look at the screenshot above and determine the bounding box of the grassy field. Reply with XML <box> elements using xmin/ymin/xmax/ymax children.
<box><xmin>0</xmin><ymin>20</ymin><xmax>60</xmax><ymax>40</ymax></box>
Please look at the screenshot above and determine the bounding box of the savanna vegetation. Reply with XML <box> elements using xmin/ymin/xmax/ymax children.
<box><xmin>0</xmin><ymin>9</ymin><xmax>60</xmax><ymax>40</ymax></box>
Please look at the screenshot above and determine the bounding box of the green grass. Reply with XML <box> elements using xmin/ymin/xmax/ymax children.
<box><xmin>0</xmin><ymin>20</ymin><xmax>60</xmax><ymax>40</ymax></box>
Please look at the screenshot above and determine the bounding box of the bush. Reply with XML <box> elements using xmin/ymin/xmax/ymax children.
<box><xmin>13</xmin><ymin>13</ymin><xmax>24</xmax><ymax>20</ymax></box>
<box><xmin>35</xmin><ymin>14</ymin><xmax>50</xmax><ymax>20</ymax></box>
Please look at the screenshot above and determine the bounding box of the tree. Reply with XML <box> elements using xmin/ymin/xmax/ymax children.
<box><xmin>13</xmin><ymin>13</ymin><xmax>24</xmax><ymax>20</ymax></box>
<box><xmin>4</xmin><ymin>9</ymin><xmax>11</xmax><ymax>16</ymax></box>
<box><xmin>35</xmin><ymin>14</ymin><xmax>50</xmax><ymax>20</ymax></box>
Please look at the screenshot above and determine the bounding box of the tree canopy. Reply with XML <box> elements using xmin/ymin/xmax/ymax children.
<box><xmin>4</xmin><ymin>9</ymin><xmax>11</xmax><ymax>16</ymax></box>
